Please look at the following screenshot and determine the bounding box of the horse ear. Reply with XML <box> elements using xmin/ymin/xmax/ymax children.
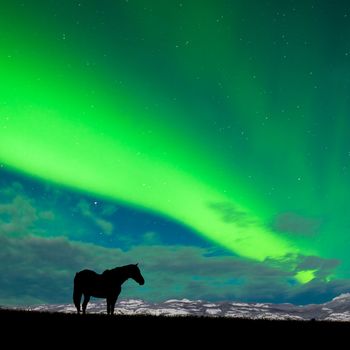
<box><xmin>135</xmin><ymin>263</ymin><xmax>139</xmax><ymax>266</ymax></box>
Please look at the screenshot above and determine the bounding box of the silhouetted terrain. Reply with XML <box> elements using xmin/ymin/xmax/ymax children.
<box><xmin>20</xmin><ymin>294</ymin><xmax>350</xmax><ymax>320</ymax></box>
<box><xmin>1</xmin><ymin>308</ymin><xmax>349</xmax><ymax>346</ymax></box>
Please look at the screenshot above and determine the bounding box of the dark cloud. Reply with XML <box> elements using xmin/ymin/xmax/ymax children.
<box><xmin>286</xmin><ymin>278</ymin><xmax>350</xmax><ymax>305</ymax></box>
<box><xmin>0</xmin><ymin>235</ymin><xmax>84</xmax><ymax>304</ymax></box>
<box><xmin>0</xmin><ymin>232</ymin><xmax>347</xmax><ymax>306</ymax></box>
<box><xmin>272</xmin><ymin>212</ymin><xmax>321</xmax><ymax>236</ymax></box>
<box><xmin>296</xmin><ymin>255</ymin><xmax>340</xmax><ymax>279</ymax></box>
<box><xmin>208</xmin><ymin>202</ymin><xmax>255</xmax><ymax>226</ymax></box>
<box><xmin>0</xmin><ymin>233</ymin><xmax>144</xmax><ymax>305</ymax></box>
<box><xmin>297</xmin><ymin>255</ymin><xmax>339</xmax><ymax>271</ymax></box>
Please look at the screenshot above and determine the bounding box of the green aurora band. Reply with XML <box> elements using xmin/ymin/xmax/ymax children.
<box><xmin>1</xmin><ymin>1</ymin><xmax>350</xmax><ymax>283</ymax></box>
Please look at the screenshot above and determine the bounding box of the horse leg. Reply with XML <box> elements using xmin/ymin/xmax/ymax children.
<box><xmin>109</xmin><ymin>295</ymin><xmax>119</xmax><ymax>315</ymax></box>
<box><xmin>106</xmin><ymin>298</ymin><xmax>111</xmax><ymax>315</ymax></box>
<box><xmin>106</xmin><ymin>296</ymin><xmax>117</xmax><ymax>315</ymax></box>
<box><xmin>82</xmin><ymin>294</ymin><xmax>90</xmax><ymax>314</ymax></box>
<box><xmin>110</xmin><ymin>300</ymin><xmax>116</xmax><ymax>315</ymax></box>
<box><xmin>73</xmin><ymin>287</ymin><xmax>82</xmax><ymax>314</ymax></box>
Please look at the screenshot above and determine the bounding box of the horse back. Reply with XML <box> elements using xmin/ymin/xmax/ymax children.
<box><xmin>74</xmin><ymin>269</ymin><xmax>119</xmax><ymax>297</ymax></box>
<box><xmin>76</xmin><ymin>269</ymin><xmax>99</xmax><ymax>277</ymax></box>
<box><xmin>75</xmin><ymin>270</ymin><xmax>100</xmax><ymax>286</ymax></box>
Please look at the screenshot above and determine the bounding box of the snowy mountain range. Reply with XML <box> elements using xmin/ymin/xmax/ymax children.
<box><xmin>10</xmin><ymin>294</ymin><xmax>350</xmax><ymax>321</ymax></box>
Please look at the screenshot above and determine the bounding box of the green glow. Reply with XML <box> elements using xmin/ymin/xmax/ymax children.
<box><xmin>0</xmin><ymin>113</ymin><xmax>298</xmax><ymax>262</ymax></box>
<box><xmin>1</xmin><ymin>1</ymin><xmax>350</xmax><ymax>283</ymax></box>
<box><xmin>295</xmin><ymin>270</ymin><xmax>316</xmax><ymax>284</ymax></box>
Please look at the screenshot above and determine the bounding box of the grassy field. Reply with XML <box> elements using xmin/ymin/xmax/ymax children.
<box><xmin>1</xmin><ymin>308</ymin><xmax>349</xmax><ymax>346</ymax></box>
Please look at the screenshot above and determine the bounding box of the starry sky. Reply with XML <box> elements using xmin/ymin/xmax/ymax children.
<box><xmin>1</xmin><ymin>0</ymin><xmax>350</xmax><ymax>306</ymax></box>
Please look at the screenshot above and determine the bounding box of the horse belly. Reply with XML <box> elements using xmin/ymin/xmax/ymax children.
<box><xmin>83</xmin><ymin>283</ymin><xmax>108</xmax><ymax>298</ymax></box>
<box><xmin>90</xmin><ymin>291</ymin><xmax>108</xmax><ymax>298</ymax></box>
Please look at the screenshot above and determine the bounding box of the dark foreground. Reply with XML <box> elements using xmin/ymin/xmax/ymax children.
<box><xmin>1</xmin><ymin>308</ymin><xmax>349</xmax><ymax>346</ymax></box>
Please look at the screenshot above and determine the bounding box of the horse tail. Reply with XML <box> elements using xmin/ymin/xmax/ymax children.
<box><xmin>73</xmin><ymin>272</ymin><xmax>82</xmax><ymax>313</ymax></box>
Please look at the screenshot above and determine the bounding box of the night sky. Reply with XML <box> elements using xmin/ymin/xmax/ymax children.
<box><xmin>1</xmin><ymin>0</ymin><xmax>350</xmax><ymax>306</ymax></box>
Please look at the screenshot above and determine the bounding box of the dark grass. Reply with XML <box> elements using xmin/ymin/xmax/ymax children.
<box><xmin>1</xmin><ymin>308</ymin><xmax>349</xmax><ymax>346</ymax></box>
<box><xmin>1</xmin><ymin>308</ymin><xmax>349</xmax><ymax>328</ymax></box>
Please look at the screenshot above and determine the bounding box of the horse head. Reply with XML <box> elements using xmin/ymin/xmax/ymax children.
<box><xmin>130</xmin><ymin>263</ymin><xmax>145</xmax><ymax>285</ymax></box>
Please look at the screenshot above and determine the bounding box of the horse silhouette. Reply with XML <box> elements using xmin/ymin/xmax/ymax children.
<box><xmin>73</xmin><ymin>263</ymin><xmax>145</xmax><ymax>315</ymax></box>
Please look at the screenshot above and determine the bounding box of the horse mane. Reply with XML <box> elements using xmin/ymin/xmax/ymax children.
<box><xmin>103</xmin><ymin>264</ymin><xmax>135</xmax><ymax>275</ymax></box>
<box><xmin>111</xmin><ymin>264</ymin><xmax>135</xmax><ymax>271</ymax></box>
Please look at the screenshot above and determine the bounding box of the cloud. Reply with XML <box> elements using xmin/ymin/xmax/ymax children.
<box><xmin>0</xmin><ymin>235</ymin><xmax>82</xmax><ymax>304</ymax></box>
<box><xmin>101</xmin><ymin>203</ymin><xmax>118</xmax><ymax>217</ymax></box>
<box><xmin>76</xmin><ymin>199</ymin><xmax>114</xmax><ymax>235</ymax></box>
<box><xmin>0</xmin><ymin>181</ymin><xmax>24</xmax><ymax>197</ymax></box>
<box><xmin>286</xmin><ymin>278</ymin><xmax>350</xmax><ymax>305</ymax></box>
<box><xmin>296</xmin><ymin>255</ymin><xmax>340</xmax><ymax>279</ymax></box>
<box><xmin>141</xmin><ymin>231</ymin><xmax>162</xmax><ymax>245</ymax></box>
<box><xmin>0</xmin><ymin>183</ymin><xmax>58</xmax><ymax>237</ymax></box>
<box><xmin>94</xmin><ymin>218</ymin><xmax>113</xmax><ymax>235</ymax></box>
<box><xmin>272</xmin><ymin>212</ymin><xmax>320</xmax><ymax>236</ymax></box>
<box><xmin>0</xmin><ymin>194</ymin><xmax>38</xmax><ymax>236</ymax></box>
<box><xmin>208</xmin><ymin>201</ymin><xmax>255</xmax><ymax>226</ymax></box>
<box><xmin>0</xmin><ymin>233</ymin><xmax>133</xmax><ymax>305</ymax></box>
<box><xmin>39</xmin><ymin>210</ymin><xmax>56</xmax><ymax>221</ymax></box>
<box><xmin>0</xmin><ymin>230</ymin><xmax>346</xmax><ymax>306</ymax></box>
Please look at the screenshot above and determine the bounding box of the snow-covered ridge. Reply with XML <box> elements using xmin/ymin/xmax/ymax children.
<box><xmin>6</xmin><ymin>294</ymin><xmax>350</xmax><ymax>321</ymax></box>
<box><xmin>331</xmin><ymin>293</ymin><xmax>350</xmax><ymax>302</ymax></box>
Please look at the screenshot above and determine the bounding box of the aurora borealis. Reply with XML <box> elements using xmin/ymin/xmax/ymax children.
<box><xmin>1</xmin><ymin>0</ymin><xmax>350</xmax><ymax>305</ymax></box>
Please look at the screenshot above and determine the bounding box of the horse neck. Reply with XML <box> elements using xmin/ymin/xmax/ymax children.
<box><xmin>113</xmin><ymin>266</ymin><xmax>131</xmax><ymax>285</ymax></box>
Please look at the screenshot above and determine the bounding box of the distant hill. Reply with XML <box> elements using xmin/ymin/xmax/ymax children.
<box><xmin>7</xmin><ymin>293</ymin><xmax>350</xmax><ymax>321</ymax></box>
